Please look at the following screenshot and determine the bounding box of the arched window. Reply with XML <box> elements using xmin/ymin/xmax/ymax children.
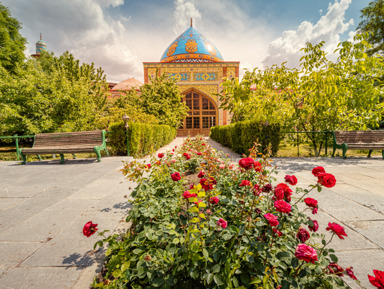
<box><xmin>178</xmin><ymin>90</ymin><xmax>217</xmax><ymax>136</ymax></box>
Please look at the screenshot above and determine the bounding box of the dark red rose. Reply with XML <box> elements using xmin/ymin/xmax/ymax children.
<box><xmin>296</xmin><ymin>227</ymin><xmax>310</xmax><ymax>243</ymax></box>
<box><xmin>295</xmin><ymin>244</ymin><xmax>318</xmax><ymax>264</ymax></box>
<box><xmin>239</xmin><ymin>157</ymin><xmax>255</xmax><ymax>170</ymax></box>
<box><xmin>308</xmin><ymin>219</ymin><xmax>319</xmax><ymax>232</ymax></box>
<box><xmin>252</xmin><ymin>184</ymin><xmax>260</xmax><ymax>196</ymax></box>
<box><xmin>183</xmin><ymin>152</ymin><xmax>191</xmax><ymax>160</ymax></box>
<box><xmin>285</xmin><ymin>175</ymin><xmax>298</xmax><ymax>185</ymax></box>
<box><xmin>312</xmin><ymin>166</ymin><xmax>326</xmax><ymax>177</ymax></box>
<box><xmin>304</xmin><ymin>197</ymin><xmax>318</xmax><ymax>208</ymax></box>
<box><xmin>346</xmin><ymin>267</ymin><xmax>358</xmax><ymax>280</ymax></box>
<box><xmin>273</xmin><ymin>228</ymin><xmax>283</xmax><ymax>237</ymax></box>
<box><xmin>146</xmin><ymin>164</ymin><xmax>151</xmax><ymax>169</ymax></box>
<box><xmin>368</xmin><ymin>270</ymin><xmax>384</xmax><ymax>288</ymax></box>
<box><xmin>327</xmin><ymin>262</ymin><xmax>344</xmax><ymax>276</ymax></box>
<box><xmin>158</xmin><ymin>153</ymin><xmax>164</xmax><ymax>159</ymax></box>
<box><xmin>83</xmin><ymin>221</ymin><xmax>98</xmax><ymax>237</ymax></box>
<box><xmin>274</xmin><ymin>186</ymin><xmax>285</xmax><ymax>200</ymax></box>
<box><xmin>198</xmin><ymin>170</ymin><xmax>205</xmax><ymax>178</ymax></box>
<box><xmin>254</xmin><ymin>161</ymin><xmax>262</xmax><ymax>172</ymax></box>
<box><xmin>171</xmin><ymin>172</ymin><xmax>181</xmax><ymax>182</ymax></box>
<box><xmin>318</xmin><ymin>173</ymin><xmax>336</xmax><ymax>188</ymax></box>
<box><xmin>275</xmin><ymin>183</ymin><xmax>292</xmax><ymax>201</ymax></box>
<box><xmin>262</xmin><ymin>183</ymin><xmax>273</xmax><ymax>193</ymax></box>
<box><xmin>264</xmin><ymin>213</ymin><xmax>279</xmax><ymax>227</ymax></box>
<box><xmin>274</xmin><ymin>200</ymin><xmax>292</xmax><ymax>214</ymax></box>
<box><xmin>200</xmin><ymin>177</ymin><xmax>216</xmax><ymax>191</ymax></box>
<box><xmin>326</xmin><ymin>222</ymin><xmax>347</xmax><ymax>239</ymax></box>
<box><xmin>239</xmin><ymin>180</ymin><xmax>251</xmax><ymax>187</ymax></box>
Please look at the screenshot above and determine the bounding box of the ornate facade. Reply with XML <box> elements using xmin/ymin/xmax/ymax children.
<box><xmin>143</xmin><ymin>23</ymin><xmax>239</xmax><ymax>136</ymax></box>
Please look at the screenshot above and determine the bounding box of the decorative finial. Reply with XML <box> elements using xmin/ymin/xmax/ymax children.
<box><xmin>40</xmin><ymin>33</ymin><xmax>42</xmax><ymax>40</ymax></box>
<box><xmin>190</xmin><ymin>17</ymin><xmax>193</xmax><ymax>27</ymax></box>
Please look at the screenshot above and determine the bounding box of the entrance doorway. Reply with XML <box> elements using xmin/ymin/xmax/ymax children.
<box><xmin>177</xmin><ymin>90</ymin><xmax>217</xmax><ymax>136</ymax></box>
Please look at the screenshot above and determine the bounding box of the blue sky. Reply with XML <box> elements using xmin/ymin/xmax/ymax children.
<box><xmin>4</xmin><ymin>0</ymin><xmax>370</xmax><ymax>82</ymax></box>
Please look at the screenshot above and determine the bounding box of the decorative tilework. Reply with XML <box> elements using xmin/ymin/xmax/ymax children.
<box><xmin>168</xmin><ymin>73</ymin><xmax>189</xmax><ymax>81</ymax></box>
<box><xmin>147</xmin><ymin>68</ymin><xmax>157</xmax><ymax>80</ymax></box>
<box><xmin>227</xmin><ymin>67</ymin><xmax>236</xmax><ymax>79</ymax></box>
<box><xmin>194</xmin><ymin>73</ymin><xmax>217</xmax><ymax>81</ymax></box>
<box><xmin>179</xmin><ymin>85</ymin><xmax>218</xmax><ymax>102</ymax></box>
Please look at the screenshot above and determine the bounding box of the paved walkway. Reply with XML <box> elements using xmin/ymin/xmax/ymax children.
<box><xmin>0</xmin><ymin>138</ymin><xmax>383</xmax><ymax>288</ymax></box>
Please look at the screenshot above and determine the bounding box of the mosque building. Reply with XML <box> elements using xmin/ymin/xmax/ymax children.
<box><xmin>143</xmin><ymin>20</ymin><xmax>239</xmax><ymax>136</ymax></box>
<box><xmin>31</xmin><ymin>33</ymin><xmax>47</xmax><ymax>58</ymax></box>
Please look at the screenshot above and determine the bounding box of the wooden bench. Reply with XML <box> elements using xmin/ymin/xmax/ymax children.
<box><xmin>332</xmin><ymin>130</ymin><xmax>384</xmax><ymax>159</ymax></box>
<box><xmin>20</xmin><ymin>130</ymin><xmax>108</xmax><ymax>164</ymax></box>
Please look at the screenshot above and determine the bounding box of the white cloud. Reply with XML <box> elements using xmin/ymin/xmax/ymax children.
<box><xmin>262</xmin><ymin>0</ymin><xmax>354</xmax><ymax>68</ymax></box>
<box><xmin>96</xmin><ymin>0</ymin><xmax>124</xmax><ymax>8</ymax></box>
<box><xmin>173</xmin><ymin>0</ymin><xmax>202</xmax><ymax>35</ymax></box>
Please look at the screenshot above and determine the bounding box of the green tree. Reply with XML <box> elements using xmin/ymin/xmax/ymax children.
<box><xmin>357</xmin><ymin>0</ymin><xmax>384</xmax><ymax>55</ymax></box>
<box><xmin>0</xmin><ymin>3</ymin><xmax>27</xmax><ymax>73</ymax></box>
<box><xmin>219</xmin><ymin>34</ymin><xmax>384</xmax><ymax>156</ymax></box>
<box><xmin>138</xmin><ymin>73</ymin><xmax>188</xmax><ymax>128</ymax></box>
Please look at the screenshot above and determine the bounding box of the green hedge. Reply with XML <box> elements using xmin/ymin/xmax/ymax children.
<box><xmin>108</xmin><ymin>121</ymin><xmax>176</xmax><ymax>157</ymax></box>
<box><xmin>210</xmin><ymin>120</ymin><xmax>282</xmax><ymax>156</ymax></box>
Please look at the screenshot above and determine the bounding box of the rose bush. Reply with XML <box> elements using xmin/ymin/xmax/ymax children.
<box><xmin>89</xmin><ymin>137</ymin><xmax>369</xmax><ymax>288</ymax></box>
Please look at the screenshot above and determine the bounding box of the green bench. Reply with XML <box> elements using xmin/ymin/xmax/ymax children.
<box><xmin>332</xmin><ymin>130</ymin><xmax>384</xmax><ymax>159</ymax></box>
<box><xmin>20</xmin><ymin>130</ymin><xmax>108</xmax><ymax>164</ymax></box>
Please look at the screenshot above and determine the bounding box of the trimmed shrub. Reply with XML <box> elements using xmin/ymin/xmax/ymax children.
<box><xmin>108</xmin><ymin>121</ymin><xmax>176</xmax><ymax>157</ymax></box>
<box><xmin>211</xmin><ymin>120</ymin><xmax>282</xmax><ymax>156</ymax></box>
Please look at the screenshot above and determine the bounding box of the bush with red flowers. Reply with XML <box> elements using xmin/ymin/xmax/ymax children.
<box><xmin>89</xmin><ymin>137</ymin><xmax>366</xmax><ymax>289</ymax></box>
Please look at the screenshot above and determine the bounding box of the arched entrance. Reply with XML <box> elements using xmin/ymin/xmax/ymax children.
<box><xmin>177</xmin><ymin>89</ymin><xmax>217</xmax><ymax>136</ymax></box>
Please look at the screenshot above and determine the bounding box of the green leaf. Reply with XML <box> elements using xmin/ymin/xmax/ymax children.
<box><xmin>152</xmin><ymin>277</ymin><xmax>164</xmax><ymax>287</ymax></box>
<box><xmin>172</xmin><ymin>238</ymin><xmax>180</xmax><ymax>244</ymax></box>
<box><xmin>188</xmin><ymin>207</ymin><xmax>199</xmax><ymax>213</ymax></box>
<box><xmin>330</xmin><ymin>254</ymin><xmax>338</xmax><ymax>262</ymax></box>
<box><xmin>197</xmin><ymin>191</ymin><xmax>206</xmax><ymax>198</ymax></box>
<box><xmin>214</xmin><ymin>274</ymin><xmax>224</xmax><ymax>286</ymax></box>
<box><xmin>190</xmin><ymin>217</ymin><xmax>200</xmax><ymax>223</ymax></box>
<box><xmin>132</xmin><ymin>248</ymin><xmax>143</xmax><ymax>255</ymax></box>
<box><xmin>198</xmin><ymin>202</ymin><xmax>206</xmax><ymax>208</ymax></box>
<box><xmin>199</xmin><ymin>213</ymin><xmax>206</xmax><ymax>219</ymax></box>
<box><xmin>112</xmin><ymin>269</ymin><xmax>122</xmax><ymax>278</ymax></box>
<box><xmin>188</xmin><ymin>197</ymin><xmax>198</xmax><ymax>203</ymax></box>
<box><xmin>121</xmin><ymin>261</ymin><xmax>130</xmax><ymax>272</ymax></box>
<box><xmin>212</xmin><ymin>264</ymin><xmax>221</xmax><ymax>273</ymax></box>
<box><xmin>207</xmin><ymin>273</ymin><xmax>214</xmax><ymax>284</ymax></box>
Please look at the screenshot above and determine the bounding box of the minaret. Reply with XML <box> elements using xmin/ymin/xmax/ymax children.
<box><xmin>35</xmin><ymin>33</ymin><xmax>47</xmax><ymax>55</ymax></box>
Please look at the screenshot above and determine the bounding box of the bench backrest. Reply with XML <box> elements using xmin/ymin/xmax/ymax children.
<box><xmin>33</xmin><ymin>130</ymin><xmax>104</xmax><ymax>147</ymax></box>
<box><xmin>334</xmin><ymin>131</ymin><xmax>384</xmax><ymax>145</ymax></box>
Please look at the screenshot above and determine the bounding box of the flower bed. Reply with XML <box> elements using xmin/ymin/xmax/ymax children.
<box><xmin>86</xmin><ymin>137</ymin><xmax>382</xmax><ymax>288</ymax></box>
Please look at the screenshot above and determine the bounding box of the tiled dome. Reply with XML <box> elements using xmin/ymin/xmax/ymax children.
<box><xmin>160</xmin><ymin>26</ymin><xmax>223</xmax><ymax>63</ymax></box>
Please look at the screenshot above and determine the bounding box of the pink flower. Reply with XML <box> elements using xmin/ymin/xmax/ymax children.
<box><xmin>346</xmin><ymin>267</ymin><xmax>358</xmax><ymax>280</ymax></box>
<box><xmin>171</xmin><ymin>172</ymin><xmax>181</xmax><ymax>182</ymax></box>
<box><xmin>210</xmin><ymin>196</ymin><xmax>220</xmax><ymax>205</ymax></box>
<box><xmin>158</xmin><ymin>153</ymin><xmax>164</xmax><ymax>159</ymax></box>
<box><xmin>368</xmin><ymin>270</ymin><xmax>384</xmax><ymax>288</ymax></box>
<box><xmin>274</xmin><ymin>200</ymin><xmax>292</xmax><ymax>214</ymax></box>
<box><xmin>239</xmin><ymin>180</ymin><xmax>251</xmax><ymax>187</ymax></box>
<box><xmin>198</xmin><ymin>170</ymin><xmax>205</xmax><ymax>178</ymax></box>
<box><xmin>182</xmin><ymin>191</ymin><xmax>197</xmax><ymax>199</ymax></box>
<box><xmin>312</xmin><ymin>166</ymin><xmax>325</xmax><ymax>177</ymax></box>
<box><xmin>326</xmin><ymin>222</ymin><xmax>347</xmax><ymax>239</ymax></box>
<box><xmin>219</xmin><ymin>164</ymin><xmax>225</xmax><ymax>169</ymax></box>
<box><xmin>171</xmin><ymin>159</ymin><xmax>176</xmax><ymax>163</ymax></box>
<box><xmin>83</xmin><ymin>221</ymin><xmax>98</xmax><ymax>237</ymax></box>
<box><xmin>285</xmin><ymin>175</ymin><xmax>298</xmax><ymax>185</ymax></box>
<box><xmin>264</xmin><ymin>213</ymin><xmax>279</xmax><ymax>227</ymax></box>
<box><xmin>217</xmin><ymin>218</ymin><xmax>227</xmax><ymax>229</ymax></box>
<box><xmin>295</xmin><ymin>244</ymin><xmax>318</xmax><ymax>264</ymax></box>
<box><xmin>308</xmin><ymin>219</ymin><xmax>319</xmax><ymax>232</ymax></box>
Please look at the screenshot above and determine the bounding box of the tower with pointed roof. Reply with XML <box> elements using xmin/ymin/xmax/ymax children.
<box><xmin>31</xmin><ymin>33</ymin><xmax>47</xmax><ymax>58</ymax></box>
<box><xmin>143</xmin><ymin>20</ymin><xmax>239</xmax><ymax>136</ymax></box>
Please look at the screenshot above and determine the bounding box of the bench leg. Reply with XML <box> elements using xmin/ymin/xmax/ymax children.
<box><xmin>22</xmin><ymin>154</ymin><xmax>26</xmax><ymax>164</ymax></box>
<box><xmin>94</xmin><ymin>148</ymin><xmax>101</xmax><ymax>162</ymax></box>
<box><xmin>72</xmin><ymin>153</ymin><xmax>76</xmax><ymax>159</ymax></box>
<box><xmin>60</xmin><ymin>154</ymin><xmax>65</xmax><ymax>164</ymax></box>
<box><xmin>332</xmin><ymin>146</ymin><xmax>336</xmax><ymax>157</ymax></box>
<box><xmin>382</xmin><ymin>150</ymin><xmax>384</xmax><ymax>159</ymax></box>
<box><xmin>104</xmin><ymin>147</ymin><xmax>109</xmax><ymax>157</ymax></box>
<box><xmin>368</xmin><ymin>150</ymin><xmax>373</xmax><ymax>158</ymax></box>
<box><xmin>341</xmin><ymin>144</ymin><xmax>348</xmax><ymax>159</ymax></box>
<box><xmin>37</xmin><ymin>154</ymin><xmax>42</xmax><ymax>161</ymax></box>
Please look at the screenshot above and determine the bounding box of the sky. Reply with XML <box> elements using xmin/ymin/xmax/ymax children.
<box><xmin>4</xmin><ymin>0</ymin><xmax>371</xmax><ymax>83</ymax></box>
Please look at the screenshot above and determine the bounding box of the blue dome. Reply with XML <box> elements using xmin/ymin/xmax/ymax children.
<box><xmin>160</xmin><ymin>26</ymin><xmax>223</xmax><ymax>63</ymax></box>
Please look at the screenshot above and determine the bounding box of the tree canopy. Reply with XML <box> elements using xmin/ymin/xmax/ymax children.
<box><xmin>357</xmin><ymin>0</ymin><xmax>384</xmax><ymax>55</ymax></box>
<box><xmin>0</xmin><ymin>3</ymin><xmax>27</xmax><ymax>73</ymax></box>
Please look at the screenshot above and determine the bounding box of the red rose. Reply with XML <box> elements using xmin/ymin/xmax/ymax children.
<box><xmin>158</xmin><ymin>153</ymin><xmax>164</xmax><ymax>159</ymax></box>
<box><xmin>346</xmin><ymin>267</ymin><xmax>358</xmax><ymax>280</ymax></box>
<box><xmin>274</xmin><ymin>186</ymin><xmax>285</xmax><ymax>200</ymax></box>
<box><xmin>296</xmin><ymin>227</ymin><xmax>310</xmax><ymax>243</ymax></box>
<box><xmin>146</xmin><ymin>164</ymin><xmax>151</xmax><ymax>169</ymax></box>
<box><xmin>183</xmin><ymin>152</ymin><xmax>190</xmax><ymax>160</ymax></box>
<box><xmin>198</xmin><ymin>170</ymin><xmax>205</xmax><ymax>178</ymax></box>
<box><xmin>327</xmin><ymin>262</ymin><xmax>344</xmax><ymax>276</ymax></box>
<box><xmin>308</xmin><ymin>219</ymin><xmax>319</xmax><ymax>232</ymax></box>
<box><xmin>304</xmin><ymin>197</ymin><xmax>318</xmax><ymax>208</ymax></box>
<box><xmin>210</xmin><ymin>196</ymin><xmax>219</xmax><ymax>204</ymax></box>
<box><xmin>196</xmin><ymin>152</ymin><xmax>202</xmax><ymax>156</ymax></box>
<box><xmin>217</xmin><ymin>218</ymin><xmax>227</xmax><ymax>229</ymax></box>
<box><xmin>369</xmin><ymin>270</ymin><xmax>384</xmax><ymax>288</ymax></box>
<box><xmin>262</xmin><ymin>184</ymin><xmax>273</xmax><ymax>192</ymax></box>
<box><xmin>252</xmin><ymin>184</ymin><xmax>261</xmax><ymax>196</ymax></box>
<box><xmin>83</xmin><ymin>221</ymin><xmax>98</xmax><ymax>237</ymax></box>
<box><xmin>273</xmin><ymin>228</ymin><xmax>283</xmax><ymax>236</ymax></box>
<box><xmin>318</xmin><ymin>173</ymin><xmax>336</xmax><ymax>188</ymax></box>
<box><xmin>285</xmin><ymin>175</ymin><xmax>298</xmax><ymax>185</ymax></box>
<box><xmin>264</xmin><ymin>213</ymin><xmax>279</xmax><ymax>227</ymax></box>
<box><xmin>200</xmin><ymin>177</ymin><xmax>216</xmax><ymax>191</ymax></box>
<box><xmin>254</xmin><ymin>161</ymin><xmax>262</xmax><ymax>172</ymax></box>
<box><xmin>239</xmin><ymin>180</ymin><xmax>251</xmax><ymax>187</ymax></box>
<box><xmin>295</xmin><ymin>244</ymin><xmax>318</xmax><ymax>264</ymax></box>
<box><xmin>239</xmin><ymin>157</ymin><xmax>255</xmax><ymax>170</ymax></box>
<box><xmin>275</xmin><ymin>183</ymin><xmax>292</xmax><ymax>201</ymax></box>
<box><xmin>183</xmin><ymin>191</ymin><xmax>197</xmax><ymax>199</ymax></box>
<box><xmin>274</xmin><ymin>200</ymin><xmax>292</xmax><ymax>214</ymax></box>
<box><xmin>312</xmin><ymin>166</ymin><xmax>325</xmax><ymax>177</ymax></box>
<box><xmin>171</xmin><ymin>172</ymin><xmax>181</xmax><ymax>182</ymax></box>
<box><xmin>326</xmin><ymin>222</ymin><xmax>347</xmax><ymax>239</ymax></box>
